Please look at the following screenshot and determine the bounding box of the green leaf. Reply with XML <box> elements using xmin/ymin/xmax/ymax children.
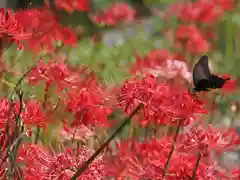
<box><xmin>232</xmin><ymin>13</ymin><xmax>240</xmax><ymax>26</ymax></box>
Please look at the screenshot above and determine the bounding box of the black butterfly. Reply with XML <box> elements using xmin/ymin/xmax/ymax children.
<box><xmin>192</xmin><ymin>55</ymin><xmax>230</xmax><ymax>92</ymax></box>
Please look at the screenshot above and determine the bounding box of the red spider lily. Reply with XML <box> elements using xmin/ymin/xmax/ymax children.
<box><xmin>26</xmin><ymin>25</ymin><xmax>77</xmax><ymax>53</ymax></box>
<box><xmin>28</xmin><ymin>58</ymin><xmax>81</xmax><ymax>92</ymax></box>
<box><xmin>177</xmin><ymin>125</ymin><xmax>240</xmax><ymax>157</ymax></box>
<box><xmin>181</xmin><ymin>1</ymin><xmax>223</xmax><ymax>24</ymax></box>
<box><xmin>104</xmin><ymin>138</ymin><xmax>234</xmax><ymax>179</ymax></box>
<box><xmin>49</xmin><ymin>0</ymin><xmax>90</xmax><ymax>13</ymax></box>
<box><xmin>104</xmin><ymin>139</ymin><xmax>145</xmax><ymax>180</ymax></box>
<box><xmin>14</xmin><ymin>7</ymin><xmax>76</xmax><ymax>53</ymax></box>
<box><xmin>0</xmin><ymin>99</ymin><xmax>20</xmax><ymax>129</ymax></box>
<box><xmin>14</xmin><ymin>7</ymin><xmax>56</xmax><ymax>38</ymax></box>
<box><xmin>18</xmin><ymin>144</ymin><xmax>104</xmax><ymax>180</ymax></box>
<box><xmin>175</xmin><ymin>25</ymin><xmax>210</xmax><ymax>55</ymax></box>
<box><xmin>167</xmin><ymin>0</ymin><xmax>232</xmax><ymax>24</ymax></box>
<box><xmin>92</xmin><ymin>3</ymin><xmax>136</xmax><ymax>27</ymax></box>
<box><xmin>116</xmin><ymin>74</ymin><xmax>157</xmax><ymax>115</ymax></box>
<box><xmin>65</xmin><ymin>79</ymin><xmax>112</xmax><ymax>127</ymax></box>
<box><xmin>116</xmin><ymin>74</ymin><xmax>207</xmax><ymax>126</ymax></box>
<box><xmin>21</xmin><ymin>101</ymin><xmax>46</xmax><ymax>127</ymax></box>
<box><xmin>0</xmin><ymin>8</ymin><xmax>33</xmax><ymax>52</ymax></box>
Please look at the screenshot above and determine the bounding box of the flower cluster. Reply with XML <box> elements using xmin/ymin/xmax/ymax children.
<box><xmin>50</xmin><ymin>0</ymin><xmax>90</xmax><ymax>13</ymax></box>
<box><xmin>104</xmin><ymin>125</ymin><xmax>240</xmax><ymax>179</ymax></box>
<box><xmin>115</xmin><ymin>74</ymin><xmax>207</xmax><ymax>126</ymax></box>
<box><xmin>0</xmin><ymin>0</ymin><xmax>238</xmax><ymax>180</ymax></box>
<box><xmin>92</xmin><ymin>3</ymin><xmax>136</xmax><ymax>27</ymax></box>
<box><xmin>18</xmin><ymin>144</ymin><xmax>104</xmax><ymax>180</ymax></box>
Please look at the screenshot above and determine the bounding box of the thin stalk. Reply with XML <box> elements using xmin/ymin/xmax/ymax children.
<box><xmin>71</xmin><ymin>104</ymin><xmax>143</xmax><ymax>180</ymax></box>
<box><xmin>191</xmin><ymin>152</ymin><xmax>201</xmax><ymax>180</ymax></box>
<box><xmin>207</xmin><ymin>93</ymin><xmax>217</xmax><ymax>125</ymax></box>
<box><xmin>35</xmin><ymin>83</ymin><xmax>48</xmax><ymax>144</ymax></box>
<box><xmin>163</xmin><ymin>119</ymin><xmax>183</xmax><ymax>178</ymax></box>
<box><xmin>225</xmin><ymin>15</ymin><xmax>233</xmax><ymax>71</ymax></box>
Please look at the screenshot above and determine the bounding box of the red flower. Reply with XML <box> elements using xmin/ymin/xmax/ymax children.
<box><xmin>212</xmin><ymin>0</ymin><xmax>235</xmax><ymax>11</ymax></box>
<box><xmin>92</xmin><ymin>3</ymin><xmax>136</xmax><ymax>27</ymax></box>
<box><xmin>66</xmin><ymin>86</ymin><xmax>112</xmax><ymax>127</ymax></box>
<box><xmin>116</xmin><ymin>74</ymin><xmax>206</xmax><ymax>126</ymax></box>
<box><xmin>0</xmin><ymin>99</ymin><xmax>20</xmax><ymax>129</ymax></box>
<box><xmin>21</xmin><ymin>101</ymin><xmax>46</xmax><ymax>127</ymax></box>
<box><xmin>116</xmin><ymin>74</ymin><xmax>157</xmax><ymax>115</ymax></box>
<box><xmin>51</xmin><ymin>0</ymin><xmax>89</xmax><ymax>13</ymax></box>
<box><xmin>14</xmin><ymin>7</ymin><xmax>56</xmax><ymax>38</ymax></box>
<box><xmin>167</xmin><ymin>0</ymin><xmax>227</xmax><ymax>24</ymax></box>
<box><xmin>19</xmin><ymin>144</ymin><xmax>104</xmax><ymax>180</ymax></box>
<box><xmin>14</xmin><ymin>7</ymin><xmax>77</xmax><ymax>53</ymax></box>
<box><xmin>104</xmin><ymin>138</ymin><xmax>234</xmax><ymax>179</ymax></box>
<box><xmin>103</xmin><ymin>139</ymin><xmax>144</xmax><ymax>179</ymax></box>
<box><xmin>175</xmin><ymin>25</ymin><xmax>210</xmax><ymax>55</ymax></box>
<box><xmin>177</xmin><ymin>125</ymin><xmax>240</xmax><ymax>156</ymax></box>
<box><xmin>0</xmin><ymin>8</ymin><xmax>33</xmax><ymax>51</ymax></box>
<box><xmin>28</xmin><ymin>58</ymin><xmax>80</xmax><ymax>92</ymax></box>
<box><xmin>221</xmin><ymin>74</ymin><xmax>237</xmax><ymax>92</ymax></box>
<box><xmin>131</xmin><ymin>49</ymin><xmax>172</xmax><ymax>74</ymax></box>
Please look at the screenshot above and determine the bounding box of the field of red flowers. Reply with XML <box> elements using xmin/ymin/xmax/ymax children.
<box><xmin>0</xmin><ymin>0</ymin><xmax>239</xmax><ymax>179</ymax></box>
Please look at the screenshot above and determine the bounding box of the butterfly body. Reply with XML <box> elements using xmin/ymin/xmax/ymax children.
<box><xmin>192</xmin><ymin>55</ymin><xmax>230</xmax><ymax>92</ymax></box>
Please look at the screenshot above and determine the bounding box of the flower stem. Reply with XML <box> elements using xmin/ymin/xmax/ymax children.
<box><xmin>71</xmin><ymin>104</ymin><xmax>143</xmax><ymax>180</ymax></box>
<box><xmin>225</xmin><ymin>14</ymin><xmax>233</xmax><ymax>71</ymax></box>
<box><xmin>191</xmin><ymin>152</ymin><xmax>202</xmax><ymax>180</ymax></box>
<box><xmin>163</xmin><ymin>119</ymin><xmax>183</xmax><ymax>178</ymax></box>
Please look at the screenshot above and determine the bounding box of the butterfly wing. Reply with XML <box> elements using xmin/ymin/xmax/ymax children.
<box><xmin>210</xmin><ymin>75</ymin><xmax>230</xmax><ymax>88</ymax></box>
<box><xmin>193</xmin><ymin>55</ymin><xmax>211</xmax><ymax>89</ymax></box>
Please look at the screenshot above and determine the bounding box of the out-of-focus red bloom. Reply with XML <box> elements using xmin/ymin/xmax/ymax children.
<box><xmin>19</xmin><ymin>144</ymin><xmax>104</xmax><ymax>180</ymax></box>
<box><xmin>14</xmin><ymin>7</ymin><xmax>76</xmax><ymax>53</ymax></box>
<box><xmin>221</xmin><ymin>74</ymin><xmax>237</xmax><ymax>92</ymax></box>
<box><xmin>175</xmin><ymin>25</ymin><xmax>210</xmax><ymax>55</ymax></box>
<box><xmin>182</xmin><ymin>1</ymin><xmax>223</xmax><ymax>24</ymax></box>
<box><xmin>167</xmin><ymin>0</ymin><xmax>233</xmax><ymax>24</ymax></box>
<box><xmin>15</xmin><ymin>7</ymin><xmax>55</xmax><ymax>38</ymax></box>
<box><xmin>26</xmin><ymin>24</ymin><xmax>77</xmax><ymax>53</ymax></box>
<box><xmin>92</xmin><ymin>3</ymin><xmax>136</xmax><ymax>27</ymax></box>
<box><xmin>0</xmin><ymin>8</ymin><xmax>33</xmax><ymax>51</ymax></box>
<box><xmin>131</xmin><ymin>49</ymin><xmax>172</xmax><ymax>74</ymax></box>
<box><xmin>51</xmin><ymin>0</ymin><xmax>89</xmax><ymax>13</ymax></box>
<box><xmin>230</xmin><ymin>168</ymin><xmax>240</xmax><ymax>180</ymax></box>
<box><xmin>209</xmin><ymin>0</ymin><xmax>235</xmax><ymax>11</ymax></box>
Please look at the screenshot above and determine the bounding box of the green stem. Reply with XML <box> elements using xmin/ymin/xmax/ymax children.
<box><xmin>225</xmin><ymin>14</ymin><xmax>233</xmax><ymax>70</ymax></box>
<box><xmin>191</xmin><ymin>152</ymin><xmax>202</xmax><ymax>180</ymax></box>
<box><xmin>71</xmin><ymin>104</ymin><xmax>142</xmax><ymax>180</ymax></box>
<box><xmin>163</xmin><ymin>119</ymin><xmax>183</xmax><ymax>178</ymax></box>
